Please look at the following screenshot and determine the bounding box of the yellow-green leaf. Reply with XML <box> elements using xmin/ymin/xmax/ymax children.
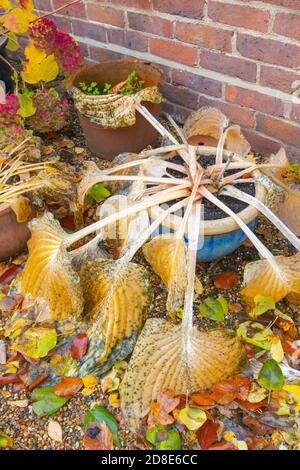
<box><xmin>179</xmin><ymin>406</ymin><xmax>207</xmax><ymax>431</ymax></box>
<box><xmin>249</xmin><ymin>295</ymin><xmax>275</xmax><ymax>318</ymax></box>
<box><xmin>6</xmin><ymin>31</ymin><xmax>20</xmax><ymax>52</ymax></box>
<box><xmin>12</xmin><ymin>326</ymin><xmax>57</xmax><ymax>358</ymax></box>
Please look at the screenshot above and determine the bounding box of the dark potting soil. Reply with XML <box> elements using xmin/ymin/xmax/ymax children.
<box><xmin>166</xmin><ymin>154</ymin><xmax>255</xmax><ymax>221</ymax></box>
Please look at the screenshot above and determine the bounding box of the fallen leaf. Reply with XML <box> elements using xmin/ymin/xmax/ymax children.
<box><xmin>26</xmin><ymin>373</ymin><xmax>48</xmax><ymax>392</ymax></box>
<box><xmin>12</xmin><ymin>326</ymin><xmax>57</xmax><ymax>359</ymax></box>
<box><xmin>47</xmin><ymin>419</ymin><xmax>63</xmax><ymax>442</ymax></box>
<box><xmin>31</xmin><ymin>387</ymin><xmax>68</xmax><ymax>417</ymax></box>
<box><xmin>214</xmin><ymin>271</ymin><xmax>238</xmax><ymax>290</ymax></box>
<box><xmin>82</xmin><ymin>375</ymin><xmax>98</xmax><ymax>395</ymax></box>
<box><xmin>84</xmin><ymin>404</ymin><xmax>120</xmax><ymax>446</ymax></box>
<box><xmin>258</xmin><ymin>359</ymin><xmax>285</xmax><ymax>391</ymax></box>
<box><xmin>83</xmin><ymin>422</ymin><xmax>113</xmax><ymax>450</ymax></box>
<box><xmin>197</xmin><ymin>420</ymin><xmax>222</xmax><ymax>450</ymax></box>
<box><xmin>148</xmin><ymin>390</ymin><xmax>180</xmax><ymax>427</ymax></box>
<box><xmin>179</xmin><ymin>406</ymin><xmax>207</xmax><ymax>431</ymax></box>
<box><xmin>0</xmin><ymin>431</ymin><xmax>13</xmax><ymax>448</ymax></box>
<box><xmin>70</xmin><ymin>333</ymin><xmax>88</xmax><ymax>360</ymax></box>
<box><xmin>8</xmin><ymin>399</ymin><xmax>29</xmax><ymax>408</ymax></box>
<box><xmin>53</xmin><ymin>377</ymin><xmax>83</xmax><ymax>397</ymax></box>
<box><xmin>108</xmin><ymin>393</ymin><xmax>120</xmax><ymax>408</ymax></box>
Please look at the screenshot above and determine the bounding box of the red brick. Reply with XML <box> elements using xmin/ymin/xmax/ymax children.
<box><xmin>149</xmin><ymin>38</ymin><xmax>197</xmax><ymax>66</ymax></box>
<box><xmin>172</xmin><ymin>70</ymin><xmax>222</xmax><ymax>97</ymax></box>
<box><xmin>53</xmin><ymin>14</ymin><xmax>72</xmax><ymax>34</ymax></box>
<box><xmin>160</xmin><ymin>101</ymin><xmax>176</xmax><ymax>117</ymax></box>
<box><xmin>109</xmin><ymin>0</ymin><xmax>150</xmax><ymax>8</ymax></box>
<box><xmin>153</xmin><ymin>0</ymin><xmax>205</xmax><ymax>19</ymax></box>
<box><xmin>162</xmin><ymin>83</ymin><xmax>200</xmax><ymax>110</ymax></box>
<box><xmin>263</xmin><ymin>0</ymin><xmax>300</xmax><ymax>9</ymax></box>
<box><xmin>242</xmin><ymin>129</ymin><xmax>281</xmax><ymax>156</ymax></box>
<box><xmin>273</xmin><ymin>12</ymin><xmax>300</xmax><ymax>41</ymax></box>
<box><xmin>173</xmin><ymin>104</ymin><xmax>193</xmax><ymax>123</ymax></box>
<box><xmin>237</xmin><ymin>33</ymin><xmax>300</xmax><ymax>69</ymax></box>
<box><xmin>290</xmin><ymin>104</ymin><xmax>300</xmax><ymax>123</ymax></box>
<box><xmin>87</xmin><ymin>4</ymin><xmax>125</xmax><ymax>27</ymax></box>
<box><xmin>200</xmin><ymin>50</ymin><xmax>257</xmax><ymax>83</ymax></box>
<box><xmin>225</xmin><ymin>85</ymin><xmax>284</xmax><ymax>117</ymax></box>
<box><xmin>77</xmin><ymin>41</ymin><xmax>89</xmax><ymax>58</ymax></box>
<box><xmin>89</xmin><ymin>46</ymin><xmax>124</xmax><ymax>62</ymax></box>
<box><xmin>107</xmin><ymin>29</ymin><xmax>148</xmax><ymax>52</ymax></box>
<box><xmin>256</xmin><ymin>114</ymin><xmax>300</xmax><ymax>148</ymax></box>
<box><xmin>34</xmin><ymin>0</ymin><xmax>51</xmax><ymax>11</ymax></box>
<box><xmin>128</xmin><ymin>12</ymin><xmax>173</xmax><ymax>38</ymax></box>
<box><xmin>72</xmin><ymin>20</ymin><xmax>107</xmax><ymax>43</ymax></box>
<box><xmin>175</xmin><ymin>22</ymin><xmax>232</xmax><ymax>52</ymax></box>
<box><xmin>260</xmin><ymin>65</ymin><xmax>300</xmax><ymax>94</ymax></box>
<box><xmin>208</xmin><ymin>1</ymin><xmax>270</xmax><ymax>33</ymax></box>
<box><xmin>52</xmin><ymin>0</ymin><xmax>86</xmax><ymax>18</ymax></box>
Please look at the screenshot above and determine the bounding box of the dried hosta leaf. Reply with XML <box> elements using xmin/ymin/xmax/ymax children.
<box><xmin>77</xmin><ymin>161</ymin><xmax>105</xmax><ymax>206</ymax></box>
<box><xmin>20</xmin><ymin>213</ymin><xmax>84</xmax><ymax>321</ymax></box>
<box><xmin>223</xmin><ymin>125</ymin><xmax>250</xmax><ymax>157</ymax></box>
<box><xmin>8</xmin><ymin>195</ymin><xmax>31</xmax><ymax>223</ymax></box>
<box><xmin>183</xmin><ymin>107</ymin><xmax>228</xmax><ymax>143</ymax></box>
<box><xmin>78</xmin><ymin>259</ymin><xmax>151</xmax><ymax>376</ymax></box>
<box><xmin>241</xmin><ymin>255</ymin><xmax>300</xmax><ymax>307</ymax></box>
<box><xmin>120</xmin><ymin>318</ymin><xmax>244</xmax><ymax>430</ymax></box>
<box><xmin>143</xmin><ymin>236</ymin><xmax>187</xmax><ymax>320</ymax></box>
<box><xmin>264</xmin><ymin>148</ymin><xmax>300</xmax><ymax>236</ymax></box>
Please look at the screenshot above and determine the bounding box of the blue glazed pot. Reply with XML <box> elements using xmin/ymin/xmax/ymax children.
<box><xmin>193</xmin><ymin>218</ymin><xmax>258</xmax><ymax>262</ymax></box>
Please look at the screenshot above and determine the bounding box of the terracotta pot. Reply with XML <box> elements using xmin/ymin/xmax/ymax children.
<box><xmin>71</xmin><ymin>60</ymin><xmax>165</xmax><ymax>160</ymax></box>
<box><xmin>0</xmin><ymin>203</ymin><xmax>30</xmax><ymax>260</ymax></box>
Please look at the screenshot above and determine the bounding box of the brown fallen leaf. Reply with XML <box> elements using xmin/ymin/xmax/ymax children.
<box><xmin>147</xmin><ymin>390</ymin><xmax>180</xmax><ymax>427</ymax></box>
<box><xmin>53</xmin><ymin>377</ymin><xmax>83</xmax><ymax>397</ymax></box>
<box><xmin>214</xmin><ymin>271</ymin><xmax>238</xmax><ymax>290</ymax></box>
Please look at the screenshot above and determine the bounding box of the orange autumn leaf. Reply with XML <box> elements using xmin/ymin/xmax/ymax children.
<box><xmin>192</xmin><ymin>375</ymin><xmax>251</xmax><ymax>406</ymax></box>
<box><xmin>19</xmin><ymin>0</ymin><xmax>34</xmax><ymax>11</ymax></box>
<box><xmin>197</xmin><ymin>420</ymin><xmax>222</xmax><ymax>450</ymax></box>
<box><xmin>147</xmin><ymin>390</ymin><xmax>180</xmax><ymax>427</ymax></box>
<box><xmin>214</xmin><ymin>271</ymin><xmax>238</xmax><ymax>290</ymax></box>
<box><xmin>53</xmin><ymin>377</ymin><xmax>83</xmax><ymax>397</ymax></box>
<box><xmin>70</xmin><ymin>333</ymin><xmax>88</xmax><ymax>360</ymax></box>
<box><xmin>2</xmin><ymin>7</ymin><xmax>36</xmax><ymax>34</ymax></box>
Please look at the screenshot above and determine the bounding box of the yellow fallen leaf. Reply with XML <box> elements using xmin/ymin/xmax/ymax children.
<box><xmin>270</xmin><ymin>337</ymin><xmax>284</xmax><ymax>363</ymax></box>
<box><xmin>108</xmin><ymin>393</ymin><xmax>120</xmax><ymax>408</ymax></box>
<box><xmin>283</xmin><ymin>385</ymin><xmax>300</xmax><ymax>412</ymax></box>
<box><xmin>178</xmin><ymin>406</ymin><xmax>207</xmax><ymax>431</ymax></box>
<box><xmin>81</xmin><ymin>387</ymin><xmax>94</xmax><ymax>397</ymax></box>
<box><xmin>50</xmin><ymin>354</ymin><xmax>62</xmax><ymax>366</ymax></box>
<box><xmin>82</xmin><ymin>375</ymin><xmax>98</xmax><ymax>390</ymax></box>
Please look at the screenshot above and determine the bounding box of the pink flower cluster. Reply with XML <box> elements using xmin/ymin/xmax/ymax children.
<box><xmin>0</xmin><ymin>95</ymin><xmax>24</xmax><ymax>133</ymax></box>
<box><xmin>29</xmin><ymin>18</ymin><xmax>82</xmax><ymax>76</ymax></box>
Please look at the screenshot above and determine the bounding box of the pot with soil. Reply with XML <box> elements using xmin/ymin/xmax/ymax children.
<box><xmin>151</xmin><ymin>151</ymin><xmax>266</xmax><ymax>262</ymax></box>
<box><xmin>70</xmin><ymin>60</ymin><xmax>165</xmax><ymax>160</ymax></box>
<box><xmin>0</xmin><ymin>37</ymin><xmax>14</xmax><ymax>94</ymax></box>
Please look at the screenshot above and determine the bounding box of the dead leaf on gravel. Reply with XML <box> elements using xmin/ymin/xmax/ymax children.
<box><xmin>8</xmin><ymin>399</ymin><xmax>29</xmax><ymax>408</ymax></box>
<box><xmin>47</xmin><ymin>419</ymin><xmax>63</xmax><ymax>442</ymax></box>
<box><xmin>53</xmin><ymin>377</ymin><xmax>83</xmax><ymax>397</ymax></box>
<box><xmin>214</xmin><ymin>271</ymin><xmax>239</xmax><ymax>290</ymax></box>
<box><xmin>83</xmin><ymin>422</ymin><xmax>113</xmax><ymax>450</ymax></box>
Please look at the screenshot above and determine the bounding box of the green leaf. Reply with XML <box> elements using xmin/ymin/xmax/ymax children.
<box><xmin>0</xmin><ymin>431</ymin><xmax>13</xmax><ymax>449</ymax></box>
<box><xmin>18</xmin><ymin>88</ymin><xmax>36</xmax><ymax>118</ymax></box>
<box><xmin>146</xmin><ymin>425</ymin><xmax>181</xmax><ymax>450</ymax></box>
<box><xmin>249</xmin><ymin>295</ymin><xmax>275</xmax><ymax>318</ymax></box>
<box><xmin>199</xmin><ymin>296</ymin><xmax>228</xmax><ymax>322</ymax></box>
<box><xmin>87</xmin><ymin>183</ymin><xmax>111</xmax><ymax>203</ymax></box>
<box><xmin>258</xmin><ymin>359</ymin><xmax>285</xmax><ymax>391</ymax></box>
<box><xmin>31</xmin><ymin>387</ymin><xmax>68</xmax><ymax>417</ymax></box>
<box><xmin>84</xmin><ymin>404</ymin><xmax>120</xmax><ymax>446</ymax></box>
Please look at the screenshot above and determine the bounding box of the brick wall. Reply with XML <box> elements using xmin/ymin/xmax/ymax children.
<box><xmin>37</xmin><ymin>0</ymin><xmax>300</xmax><ymax>161</ymax></box>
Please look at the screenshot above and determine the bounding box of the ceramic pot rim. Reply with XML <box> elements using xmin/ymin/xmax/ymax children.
<box><xmin>150</xmin><ymin>152</ymin><xmax>266</xmax><ymax>236</ymax></box>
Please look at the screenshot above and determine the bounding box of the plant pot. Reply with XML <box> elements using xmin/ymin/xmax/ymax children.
<box><xmin>0</xmin><ymin>37</ymin><xmax>14</xmax><ymax>94</ymax></box>
<box><xmin>71</xmin><ymin>60</ymin><xmax>165</xmax><ymax>160</ymax></box>
<box><xmin>0</xmin><ymin>203</ymin><xmax>31</xmax><ymax>260</ymax></box>
<box><xmin>151</xmin><ymin>153</ymin><xmax>266</xmax><ymax>262</ymax></box>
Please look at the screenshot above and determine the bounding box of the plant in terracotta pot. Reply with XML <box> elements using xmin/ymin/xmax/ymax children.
<box><xmin>70</xmin><ymin>60</ymin><xmax>165</xmax><ymax>159</ymax></box>
<box><xmin>17</xmin><ymin>107</ymin><xmax>300</xmax><ymax>433</ymax></box>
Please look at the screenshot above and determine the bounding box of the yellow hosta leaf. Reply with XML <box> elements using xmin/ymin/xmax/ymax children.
<box><xmin>6</xmin><ymin>31</ymin><xmax>20</xmax><ymax>52</ymax></box>
<box><xmin>179</xmin><ymin>406</ymin><xmax>207</xmax><ymax>431</ymax></box>
<box><xmin>20</xmin><ymin>213</ymin><xmax>84</xmax><ymax>321</ymax></box>
<box><xmin>120</xmin><ymin>318</ymin><xmax>244</xmax><ymax>430</ymax></box>
<box><xmin>241</xmin><ymin>255</ymin><xmax>300</xmax><ymax>307</ymax></box>
<box><xmin>2</xmin><ymin>7</ymin><xmax>36</xmax><ymax>34</ymax></box>
<box><xmin>143</xmin><ymin>236</ymin><xmax>187</xmax><ymax>320</ymax></box>
<box><xmin>283</xmin><ymin>385</ymin><xmax>300</xmax><ymax>412</ymax></box>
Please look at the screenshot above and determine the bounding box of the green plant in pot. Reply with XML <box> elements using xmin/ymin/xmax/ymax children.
<box><xmin>17</xmin><ymin>106</ymin><xmax>300</xmax><ymax>432</ymax></box>
<box><xmin>69</xmin><ymin>60</ymin><xmax>165</xmax><ymax>159</ymax></box>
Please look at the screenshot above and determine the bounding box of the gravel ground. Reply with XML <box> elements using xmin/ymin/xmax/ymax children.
<box><xmin>0</xmin><ymin>101</ymin><xmax>296</xmax><ymax>450</ymax></box>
